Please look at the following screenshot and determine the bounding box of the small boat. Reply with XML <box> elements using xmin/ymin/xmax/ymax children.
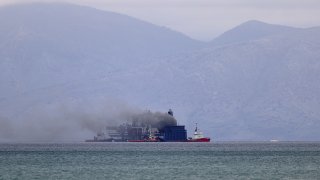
<box><xmin>127</xmin><ymin>134</ymin><xmax>160</xmax><ymax>142</ymax></box>
<box><xmin>188</xmin><ymin>123</ymin><xmax>211</xmax><ymax>142</ymax></box>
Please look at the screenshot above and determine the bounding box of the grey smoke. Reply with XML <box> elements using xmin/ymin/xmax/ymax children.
<box><xmin>0</xmin><ymin>98</ymin><xmax>139</xmax><ymax>142</ymax></box>
<box><xmin>0</xmin><ymin>97</ymin><xmax>175</xmax><ymax>142</ymax></box>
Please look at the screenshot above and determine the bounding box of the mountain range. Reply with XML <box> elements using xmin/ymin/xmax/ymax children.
<box><xmin>0</xmin><ymin>3</ymin><xmax>319</xmax><ymax>141</ymax></box>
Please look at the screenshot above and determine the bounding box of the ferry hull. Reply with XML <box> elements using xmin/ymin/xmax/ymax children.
<box><xmin>127</xmin><ymin>139</ymin><xmax>159</xmax><ymax>142</ymax></box>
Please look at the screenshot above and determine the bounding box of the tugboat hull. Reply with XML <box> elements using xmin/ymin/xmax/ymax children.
<box><xmin>188</xmin><ymin>137</ymin><xmax>210</xmax><ymax>142</ymax></box>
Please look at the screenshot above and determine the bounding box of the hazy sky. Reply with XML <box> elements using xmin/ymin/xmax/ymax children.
<box><xmin>1</xmin><ymin>0</ymin><xmax>320</xmax><ymax>40</ymax></box>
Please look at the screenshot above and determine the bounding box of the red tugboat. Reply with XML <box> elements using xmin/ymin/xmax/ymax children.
<box><xmin>188</xmin><ymin>123</ymin><xmax>211</xmax><ymax>142</ymax></box>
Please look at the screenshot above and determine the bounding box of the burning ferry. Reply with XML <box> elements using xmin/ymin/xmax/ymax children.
<box><xmin>85</xmin><ymin>109</ymin><xmax>210</xmax><ymax>142</ymax></box>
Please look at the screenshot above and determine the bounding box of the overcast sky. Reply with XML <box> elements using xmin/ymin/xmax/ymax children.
<box><xmin>1</xmin><ymin>0</ymin><xmax>320</xmax><ymax>41</ymax></box>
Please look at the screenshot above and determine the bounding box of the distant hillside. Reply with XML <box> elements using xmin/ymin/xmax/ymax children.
<box><xmin>152</xmin><ymin>24</ymin><xmax>320</xmax><ymax>140</ymax></box>
<box><xmin>0</xmin><ymin>3</ymin><xmax>203</xmax><ymax>114</ymax></box>
<box><xmin>210</xmin><ymin>20</ymin><xmax>299</xmax><ymax>46</ymax></box>
<box><xmin>0</xmin><ymin>3</ymin><xmax>203</xmax><ymax>58</ymax></box>
<box><xmin>0</xmin><ymin>2</ymin><xmax>204</xmax><ymax>94</ymax></box>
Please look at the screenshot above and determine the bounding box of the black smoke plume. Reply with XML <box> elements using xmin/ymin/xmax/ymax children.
<box><xmin>130</xmin><ymin>110</ymin><xmax>177</xmax><ymax>130</ymax></box>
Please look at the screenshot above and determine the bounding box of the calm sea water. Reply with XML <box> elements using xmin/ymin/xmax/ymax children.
<box><xmin>0</xmin><ymin>142</ymin><xmax>320</xmax><ymax>179</ymax></box>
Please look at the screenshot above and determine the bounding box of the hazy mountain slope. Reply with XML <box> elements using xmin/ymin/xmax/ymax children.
<box><xmin>0</xmin><ymin>3</ymin><xmax>204</xmax><ymax>115</ymax></box>
<box><xmin>210</xmin><ymin>20</ymin><xmax>299</xmax><ymax>46</ymax></box>
<box><xmin>147</xmin><ymin>27</ymin><xmax>320</xmax><ymax>140</ymax></box>
<box><xmin>0</xmin><ymin>3</ymin><xmax>202</xmax><ymax>57</ymax></box>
